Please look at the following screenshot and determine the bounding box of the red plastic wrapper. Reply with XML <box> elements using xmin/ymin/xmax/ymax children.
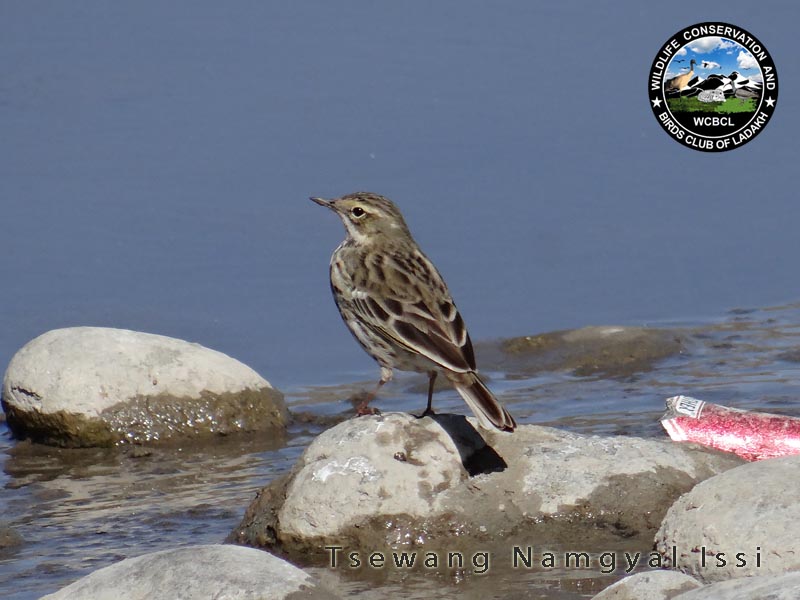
<box><xmin>661</xmin><ymin>395</ymin><xmax>800</xmax><ymax>461</ymax></box>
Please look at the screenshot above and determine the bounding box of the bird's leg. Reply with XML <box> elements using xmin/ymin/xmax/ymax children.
<box><xmin>355</xmin><ymin>380</ymin><xmax>383</xmax><ymax>416</ymax></box>
<box><xmin>415</xmin><ymin>371</ymin><xmax>438</xmax><ymax>419</ymax></box>
<box><xmin>354</xmin><ymin>368</ymin><xmax>392</xmax><ymax>416</ymax></box>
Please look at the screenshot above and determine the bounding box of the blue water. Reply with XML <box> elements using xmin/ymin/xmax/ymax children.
<box><xmin>1</xmin><ymin>2</ymin><xmax>799</xmax><ymax>598</ymax></box>
<box><xmin>2</xmin><ymin>2</ymin><xmax>798</xmax><ymax>389</ymax></box>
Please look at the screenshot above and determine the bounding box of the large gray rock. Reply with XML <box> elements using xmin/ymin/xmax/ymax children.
<box><xmin>674</xmin><ymin>572</ymin><xmax>800</xmax><ymax>599</ymax></box>
<box><xmin>40</xmin><ymin>544</ymin><xmax>339</xmax><ymax>600</ymax></box>
<box><xmin>592</xmin><ymin>570</ymin><xmax>701</xmax><ymax>599</ymax></box>
<box><xmin>655</xmin><ymin>455</ymin><xmax>800</xmax><ymax>583</ymax></box>
<box><xmin>2</xmin><ymin>327</ymin><xmax>287</xmax><ymax>446</ymax></box>
<box><xmin>230</xmin><ymin>412</ymin><xmax>741</xmax><ymax>558</ymax></box>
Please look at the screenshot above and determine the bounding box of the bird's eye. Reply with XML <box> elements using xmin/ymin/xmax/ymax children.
<box><xmin>351</xmin><ymin>206</ymin><xmax>366</xmax><ymax>218</ymax></box>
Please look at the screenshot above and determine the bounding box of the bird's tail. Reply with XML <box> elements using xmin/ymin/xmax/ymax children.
<box><xmin>453</xmin><ymin>372</ymin><xmax>516</xmax><ymax>432</ymax></box>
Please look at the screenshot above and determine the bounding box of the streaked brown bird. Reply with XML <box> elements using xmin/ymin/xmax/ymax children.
<box><xmin>311</xmin><ymin>192</ymin><xmax>516</xmax><ymax>432</ymax></box>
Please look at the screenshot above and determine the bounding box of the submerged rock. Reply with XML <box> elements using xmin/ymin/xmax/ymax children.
<box><xmin>655</xmin><ymin>455</ymin><xmax>800</xmax><ymax>583</ymax></box>
<box><xmin>2</xmin><ymin>327</ymin><xmax>287</xmax><ymax>447</ymax></box>
<box><xmin>499</xmin><ymin>326</ymin><xmax>685</xmax><ymax>377</ymax></box>
<box><xmin>230</xmin><ymin>412</ymin><xmax>741</xmax><ymax>560</ymax></box>
<box><xmin>40</xmin><ymin>544</ymin><xmax>340</xmax><ymax>600</ymax></box>
<box><xmin>591</xmin><ymin>569</ymin><xmax>701</xmax><ymax>599</ymax></box>
<box><xmin>0</xmin><ymin>524</ymin><xmax>24</xmax><ymax>550</ymax></box>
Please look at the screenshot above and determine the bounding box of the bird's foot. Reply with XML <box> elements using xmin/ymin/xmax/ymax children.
<box><xmin>355</xmin><ymin>401</ymin><xmax>381</xmax><ymax>417</ymax></box>
<box><xmin>349</xmin><ymin>390</ymin><xmax>378</xmax><ymax>416</ymax></box>
<box><xmin>413</xmin><ymin>407</ymin><xmax>437</xmax><ymax>420</ymax></box>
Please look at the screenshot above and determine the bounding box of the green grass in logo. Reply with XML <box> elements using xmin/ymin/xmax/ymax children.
<box><xmin>667</xmin><ymin>97</ymin><xmax>757</xmax><ymax>114</ymax></box>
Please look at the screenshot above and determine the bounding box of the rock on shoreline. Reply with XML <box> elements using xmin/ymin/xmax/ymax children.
<box><xmin>655</xmin><ymin>455</ymin><xmax>800</xmax><ymax>582</ymax></box>
<box><xmin>592</xmin><ymin>570</ymin><xmax>800</xmax><ymax>599</ymax></box>
<box><xmin>40</xmin><ymin>544</ymin><xmax>340</xmax><ymax>600</ymax></box>
<box><xmin>229</xmin><ymin>412</ymin><xmax>741</xmax><ymax>560</ymax></box>
<box><xmin>591</xmin><ymin>570</ymin><xmax>702</xmax><ymax>599</ymax></box>
<box><xmin>593</xmin><ymin>455</ymin><xmax>800</xmax><ymax>598</ymax></box>
<box><xmin>2</xmin><ymin>327</ymin><xmax>288</xmax><ymax>447</ymax></box>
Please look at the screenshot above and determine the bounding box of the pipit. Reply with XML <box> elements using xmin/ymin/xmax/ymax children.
<box><xmin>311</xmin><ymin>192</ymin><xmax>516</xmax><ymax>432</ymax></box>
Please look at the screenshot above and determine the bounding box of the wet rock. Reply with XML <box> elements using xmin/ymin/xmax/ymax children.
<box><xmin>0</xmin><ymin>524</ymin><xmax>24</xmax><ymax>550</ymax></box>
<box><xmin>230</xmin><ymin>412</ymin><xmax>741</xmax><ymax>560</ymax></box>
<box><xmin>40</xmin><ymin>544</ymin><xmax>340</xmax><ymax>600</ymax></box>
<box><xmin>674</xmin><ymin>571</ymin><xmax>800</xmax><ymax>599</ymax></box>
<box><xmin>499</xmin><ymin>326</ymin><xmax>685</xmax><ymax>377</ymax></box>
<box><xmin>654</xmin><ymin>455</ymin><xmax>800</xmax><ymax>583</ymax></box>
<box><xmin>2</xmin><ymin>327</ymin><xmax>288</xmax><ymax>447</ymax></box>
<box><xmin>592</xmin><ymin>570</ymin><xmax>701</xmax><ymax>599</ymax></box>
<box><xmin>777</xmin><ymin>348</ymin><xmax>800</xmax><ymax>363</ymax></box>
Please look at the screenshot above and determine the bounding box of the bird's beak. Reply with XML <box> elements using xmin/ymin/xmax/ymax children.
<box><xmin>310</xmin><ymin>196</ymin><xmax>333</xmax><ymax>209</ymax></box>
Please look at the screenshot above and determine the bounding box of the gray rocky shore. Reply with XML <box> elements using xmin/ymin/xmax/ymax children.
<box><xmin>226</xmin><ymin>412</ymin><xmax>798</xmax><ymax>598</ymax></box>
<box><xmin>5</xmin><ymin>324</ymin><xmax>799</xmax><ymax>598</ymax></box>
<box><xmin>228</xmin><ymin>412</ymin><xmax>741</xmax><ymax>560</ymax></box>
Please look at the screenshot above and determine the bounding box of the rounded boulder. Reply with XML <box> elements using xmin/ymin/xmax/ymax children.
<box><xmin>654</xmin><ymin>455</ymin><xmax>800</xmax><ymax>582</ymax></box>
<box><xmin>40</xmin><ymin>544</ymin><xmax>339</xmax><ymax>600</ymax></box>
<box><xmin>2</xmin><ymin>327</ymin><xmax>287</xmax><ymax>446</ymax></box>
<box><xmin>591</xmin><ymin>570</ymin><xmax>701</xmax><ymax>599</ymax></box>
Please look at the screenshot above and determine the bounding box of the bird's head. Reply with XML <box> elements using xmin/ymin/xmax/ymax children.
<box><xmin>311</xmin><ymin>192</ymin><xmax>411</xmax><ymax>243</ymax></box>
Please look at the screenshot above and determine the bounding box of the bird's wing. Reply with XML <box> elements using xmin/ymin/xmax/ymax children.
<box><xmin>350</xmin><ymin>248</ymin><xmax>476</xmax><ymax>373</ymax></box>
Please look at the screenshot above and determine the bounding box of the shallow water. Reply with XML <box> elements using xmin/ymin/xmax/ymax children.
<box><xmin>1</xmin><ymin>1</ymin><xmax>799</xmax><ymax>597</ymax></box>
<box><xmin>2</xmin><ymin>303</ymin><xmax>800</xmax><ymax>599</ymax></box>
